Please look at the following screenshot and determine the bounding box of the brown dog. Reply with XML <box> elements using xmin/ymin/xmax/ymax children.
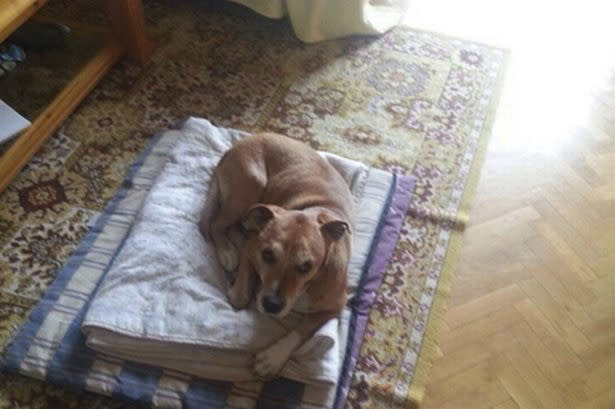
<box><xmin>199</xmin><ymin>132</ymin><xmax>353</xmax><ymax>378</ymax></box>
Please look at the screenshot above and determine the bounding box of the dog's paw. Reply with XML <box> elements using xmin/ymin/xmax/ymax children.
<box><xmin>254</xmin><ymin>345</ymin><xmax>287</xmax><ymax>378</ymax></box>
<box><xmin>216</xmin><ymin>245</ymin><xmax>239</xmax><ymax>272</ymax></box>
<box><xmin>253</xmin><ymin>332</ymin><xmax>300</xmax><ymax>378</ymax></box>
<box><xmin>227</xmin><ymin>283</ymin><xmax>251</xmax><ymax>310</ymax></box>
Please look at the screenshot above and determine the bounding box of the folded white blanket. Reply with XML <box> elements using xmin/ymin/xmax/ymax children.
<box><xmin>81</xmin><ymin>118</ymin><xmax>394</xmax><ymax>386</ymax></box>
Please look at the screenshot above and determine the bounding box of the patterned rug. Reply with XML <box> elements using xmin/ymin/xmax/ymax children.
<box><xmin>0</xmin><ymin>0</ymin><xmax>508</xmax><ymax>408</ymax></box>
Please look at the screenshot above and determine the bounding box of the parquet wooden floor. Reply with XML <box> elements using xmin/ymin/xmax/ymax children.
<box><xmin>406</xmin><ymin>1</ymin><xmax>615</xmax><ymax>408</ymax></box>
<box><xmin>420</xmin><ymin>81</ymin><xmax>615</xmax><ymax>409</ymax></box>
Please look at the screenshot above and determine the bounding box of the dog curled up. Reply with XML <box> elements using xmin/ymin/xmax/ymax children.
<box><xmin>199</xmin><ymin>133</ymin><xmax>353</xmax><ymax>378</ymax></box>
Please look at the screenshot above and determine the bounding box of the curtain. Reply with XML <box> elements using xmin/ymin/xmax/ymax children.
<box><xmin>228</xmin><ymin>0</ymin><xmax>409</xmax><ymax>43</ymax></box>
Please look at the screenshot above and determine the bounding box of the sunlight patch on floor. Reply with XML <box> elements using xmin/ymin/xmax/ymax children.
<box><xmin>404</xmin><ymin>0</ymin><xmax>615</xmax><ymax>154</ymax></box>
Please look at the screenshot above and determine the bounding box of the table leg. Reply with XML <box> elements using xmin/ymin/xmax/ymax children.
<box><xmin>107</xmin><ymin>0</ymin><xmax>153</xmax><ymax>63</ymax></box>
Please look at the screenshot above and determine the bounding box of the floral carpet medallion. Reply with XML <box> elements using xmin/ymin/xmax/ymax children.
<box><xmin>0</xmin><ymin>0</ymin><xmax>507</xmax><ymax>408</ymax></box>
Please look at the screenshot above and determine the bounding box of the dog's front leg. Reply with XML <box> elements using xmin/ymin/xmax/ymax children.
<box><xmin>253</xmin><ymin>310</ymin><xmax>338</xmax><ymax>378</ymax></box>
<box><xmin>227</xmin><ymin>256</ymin><xmax>255</xmax><ymax>310</ymax></box>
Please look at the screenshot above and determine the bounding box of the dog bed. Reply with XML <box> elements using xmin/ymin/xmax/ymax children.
<box><xmin>2</xmin><ymin>118</ymin><xmax>415</xmax><ymax>409</ymax></box>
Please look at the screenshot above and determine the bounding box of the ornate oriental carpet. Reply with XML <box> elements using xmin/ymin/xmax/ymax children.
<box><xmin>0</xmin><ymin>0</ymin><xmax>507</xmax><ymax>407</ymax></box>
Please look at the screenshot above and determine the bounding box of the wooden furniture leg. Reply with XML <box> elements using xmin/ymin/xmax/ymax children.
<box><xmin>107</xmin><ymin>0</ymin><xmax>153</xmax><ymax>63</ymax></box>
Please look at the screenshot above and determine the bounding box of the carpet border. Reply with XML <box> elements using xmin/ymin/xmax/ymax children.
<box><xmin>405</xmin><ymin>49</ymin><xmax>511</xmax><ymax>408</ymax></box>
<box><xmin>398</xmin><ymin>24</ymin><xmax>510</xmax><ymax>54</ymax></box>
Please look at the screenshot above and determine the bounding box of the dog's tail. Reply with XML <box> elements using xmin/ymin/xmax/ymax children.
<box><xmin>199</xmin><ymin>175</ymin><xmax>220</xmax><ymax>242</ymax></box>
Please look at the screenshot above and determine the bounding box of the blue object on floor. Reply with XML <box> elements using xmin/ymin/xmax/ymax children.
<box><xmin>0</xmin><ymin>43</ymin><xmax>26</xmax><ymax>62</ymax></box>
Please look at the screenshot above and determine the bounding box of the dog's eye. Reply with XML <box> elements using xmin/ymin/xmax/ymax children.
<box><xmin>296</xmin><ymin>261</ymin><xmax>312</xmax><ymax>274</ymax></box>
<box><xmin>261</xmin><ymin>248</ymin><xmax>275</xmax><ymax>264</ymax></box>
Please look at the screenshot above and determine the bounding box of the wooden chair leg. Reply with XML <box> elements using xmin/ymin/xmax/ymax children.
<box><xmin>107</xmin><ymin>0</ymin><xmax>153</xmax><ymax>64</ymax></box>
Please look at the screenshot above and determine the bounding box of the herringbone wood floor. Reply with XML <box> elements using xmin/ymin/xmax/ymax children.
<box><xmin>420</xmin><ymin>79</ymin><xmax>615</xmax><ymax>409</ymax></box>
<box><xmin>407</xmin><ymin>2</ymin><xmax>615</xmax><ymax>408</ymax></box>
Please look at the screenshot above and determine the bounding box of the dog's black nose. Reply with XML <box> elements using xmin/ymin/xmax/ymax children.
<box><xmin>262</xmin><ymin>295</ymin><xmax>284</xmax><ymax>314</ymax></box>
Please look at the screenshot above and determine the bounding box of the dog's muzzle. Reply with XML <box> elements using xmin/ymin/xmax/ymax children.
<box><xmin>262</xmin><ymin>294</ymin><xmax>285</xmax><ymax>314</ymax></box>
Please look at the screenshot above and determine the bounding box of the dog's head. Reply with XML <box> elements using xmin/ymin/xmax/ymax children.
<box><xmin>242</xmin><ymin>204</ymin><xmax>350</xmax><ymax>317</ymax></box>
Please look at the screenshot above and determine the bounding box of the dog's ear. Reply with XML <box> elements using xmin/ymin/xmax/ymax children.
<box><xmin>321</xmin><ymin>220</ymin><xmax>350</xmax><ymax>242</ymax></box>
<box><xmin>242</xmin><ymin>204</ymin><xmax>278</xmax><ymax>233</ymax></box>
